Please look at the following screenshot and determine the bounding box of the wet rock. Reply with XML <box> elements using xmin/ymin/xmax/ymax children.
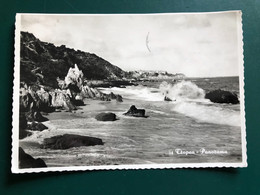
<box><xmin>124</xmin><ymin>105</ymin><xmax>146</xmax><ymax>117</ymax></box>
<box><xmin>27</xmin><ymin>121</ymin><xmax>48</xmax><ymax>131</ymax></box>
<box><xmin>42</xmin><ymin>134</ymin><xmax>103</xmax><ymax>149</ymax></box>
<box><xmin>100</xmin><ymin>94</ymin><xmax>111</xmax><ymax>101</ymax></box>
<box><xmin>116</xmin><ymin>95</ymin><xmax>123</xmax><ymax>102</ymax></box>
<box><xmin>95</xmin><ymin>112</ymin><xmax>117</xmax><ymax>121</ymax></box>
<box><xmin>164</xmin><ymin>96</ymin><xmax>172</xmax><ymax>101</ymax></box>
<box><xmin>19</xmin><ymin>147</ymin><xmax>47</xmax><ymax>168</ymax></box>
<box><xmin>108</xmin><ymin>92</ymin><xmax>117</xmax><ymax>99</ymax></box>
<box><xmin>205</xmin><ymin>89</ymin><xmax>239</xmax><ymax>104</ymax></box>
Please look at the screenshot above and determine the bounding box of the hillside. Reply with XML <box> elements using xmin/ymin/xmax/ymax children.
<box><xmin>20</xmin><ymin>31</ymin><xmax>126</xmax><ymax>88</ymax></box>
<box><xmin>126</xmin><ymin>70</ymin><xmax>185</xmax><ymax>80</ymax></box>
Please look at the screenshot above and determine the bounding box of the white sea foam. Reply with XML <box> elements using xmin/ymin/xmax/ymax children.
<box><xmin>159</xmin><ymin>80</ymin><xmax>205</xmax><ymax>101</ymax></box>
<box><xmin>100</xmin><ymin>86</ymin><xmax>164</xmax><ymax>101</ymax></box>
<box><xmin>100</xmin><ymin>81</ymin><xmax>240</xmax><ymax>127</ymax></box>
<box><xmin>171</xmin><ymin>101</ymin><xmax>240</xmax><ymax>126</ymax></box>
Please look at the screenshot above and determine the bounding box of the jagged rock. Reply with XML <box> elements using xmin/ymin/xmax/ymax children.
<box><xmin>81</xmin><ymin>85</ymin><xmax>105</xmax><ymax>100</ymax></box>
<box><xmin>27</xmin><ymin>122</ymin><xmax>48</xmax><ymax>131</ymax></box>
<box><xmin>41</xmin><ymin>134</ymin><xmax>104</xmax><ymax>149</ymax></box>
<box><xmin>205</xmin><ymin>89</ymin><xmax>239</xmax><ymax>104</ymax></box>
<box><xmin>95</xmin><ymin>113</ymin><xmax>117</xmax><ymax>121</ymax></box>
<box><xmin>81</xmin><ymin>85</ymin><xmax>96</xmax><ymax>98</ymax></box>
<box><xmin>35</xmin><ymin>88</ymin><xmax>54</xmax><ymax>112</ymax></box>
<box><xmin>81</xmin><ymin>86</ymin><xmax>123</xmax><ymax>102</ymax></box>
<box><xmin>108</xmin><ymin>92</ymin><xmax>117</xmax><ymax>99</ymax></box>
<box><xmin>124</xmin><ymin>105</ymin><xmax>146</xmax><ymax>117</ymax></box>
<box><xmin>28</xmin><ymin>87</ymin><xmax>55</xmax><ymax>112</ymax></box>
<box><xmin>107</xmin><ymin>92</ymin><xmax>123</xmax><ymax>102</ymax></box>
<box><xmin>49</xmin><ymin>90</ymin><xmax>76</xmax><ymax>111</ymax></box>
<box><xmin>116</xmin><ymin>95</ymin><xmax>123</xmax><ymax>102</ymax></box>
<box><xmin>164</xmin><ymin>96</ymin><xmax>172</xmax><ymax>101</ymax></box>
<box><xmin>19</xmin><ymin>147</ymin><xmax>47</xmax><ymax>168</ymax></box>
<box><xmin>64</xmin><ymin>64</ymin><xmax>84</xmax><ymax>90</ymax></box>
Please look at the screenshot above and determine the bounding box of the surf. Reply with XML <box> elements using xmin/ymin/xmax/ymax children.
<box><xmin>100</xmin><ymin>80</ymin><xmax>240</xmax><ymax>127</ymax></box>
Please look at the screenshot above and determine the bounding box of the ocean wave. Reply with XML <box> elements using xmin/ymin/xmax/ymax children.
<box><xmin>171</xmin><ymin>101</ymin><xmax>240</xmax><ymax>126</ymax></box>
<box><xmin>100</xmin><ymin>81</ymin><xmax>240</xmax><ymax>126</ymax></box>
<box><xmin>159</xmin><ymin>80</ymin><xmax>205</xmax><ymax>101</ymax></box>
<box><xmin>100</xmin><ymin>86</ymin><xmax>163</xmax><ymax>101</ymax></box>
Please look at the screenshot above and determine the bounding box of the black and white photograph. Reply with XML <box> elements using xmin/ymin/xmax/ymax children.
<box><xmin>12</xmin><ymin>11</ymin><xmax>246</xmax><ymax>173</ymax></box>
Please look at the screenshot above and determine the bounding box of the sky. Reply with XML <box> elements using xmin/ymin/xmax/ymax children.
<box><xmin>20</xmin><ymin>12</ymin><xmax>242</xmax><ymax>77</ymax></box>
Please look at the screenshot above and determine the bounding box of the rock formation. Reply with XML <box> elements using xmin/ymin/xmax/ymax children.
<box><xmin>19</xmin><ymin>147</ymin><xmax>47</xmax><ymax>168</ymax></box>
<box><xmin>205</xmin><ymin>89</ymin><xmax>239</xmax><ymax>104</ymax></box>
<box><xmin>124</xmin><ymin>105</ymin><xmax>146</xmax><ymax>117</ymax></box>
<box><xmin>64</xmin><ymin>64</ymin><xmax>84</xmax><ymax>90</ymax></box>
<box><xmin>27</xmin><ymin>122</ymin><xmax>48</xmax><ymax>131</ymax></box>
<box><xmin>18</xmin><ymin>32</ymin><xmax>125</xmax><ymax>142</ymax></box>
<box><xmin>164</xmin><ymin>96</ymin><xmax>172</xmax><ymax>101</ymax></box>
<box><xmin>49</xmin><ymin>89</ymin><xmax>76</xmax><ymax>111</ymax></box>
<box><xmin>41</xmin><ymin>134</ymin><xmax>104</xmax><ymax>149</ymax></box>
<box><xmin>95</xmin><ymin>113</ymin><xmax>117</xmax><ymax>121</ymax></box>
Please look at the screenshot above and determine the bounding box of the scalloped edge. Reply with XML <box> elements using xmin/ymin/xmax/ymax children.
<box><xmin>11</xmin><ymin>11</ymin><xmax>247</xmax><ymax>174</ymax></box>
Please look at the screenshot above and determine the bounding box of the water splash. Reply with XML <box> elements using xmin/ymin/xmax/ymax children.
<box><xmin>100</xmin><ymin>81</ymin><xmax>240</xmax><ymax>127</ymax></box>
<box><xmin>159</xmin><ymin>81</ymin><xmax>205</xmax><ymax>101</ymax></box>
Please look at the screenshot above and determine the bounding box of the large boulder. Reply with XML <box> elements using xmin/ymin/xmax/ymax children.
<box><xmin>41</xmin><ymin>134</ymin><xmax>104</xmax><ymax>149</ymax></box>
<box><xmin>27</xmin><ymin>121</ymin><xmax>48</xmax><ymax>131</ymax></box>
<box><xmin>205</xmin><ymin>89</ymin><xmax>239</xmax><ymax>104</ymax></box>
<box><xmin>123</xmin><ymin>105</ymin><xmax>146</xmax><ymax>117</ymax></box>
<box><xmin>95</xmin><ymin>112</ymin><xmax>117</xmax><ymax>121</ymax></box>
<box><xmin>19</xmin><ymin>147</ymin><xmax>47</xmax><ymax>168</ymax></box>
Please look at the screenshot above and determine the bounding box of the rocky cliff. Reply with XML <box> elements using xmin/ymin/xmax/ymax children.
<box><xmin>20</xmin><ymin>31</ymin><xmax>126</xmax><ymax>88</ymax></box>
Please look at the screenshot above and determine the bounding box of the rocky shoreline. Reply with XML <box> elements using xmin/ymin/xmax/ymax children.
<box><xmin>18</xmin><ymin>31</ymin><xmax>240</xmax><ymax>169</ymax></box>
<box><xmin>19</xmin><ymin>64</ymin><xmax>126</xmax><ymax>168</ymax></box>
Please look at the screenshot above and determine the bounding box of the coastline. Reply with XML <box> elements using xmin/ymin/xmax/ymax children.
<box><xmin>19</xmin><ymin>78</ymin><xmax>243</xmax><ymax>167</ymax></box>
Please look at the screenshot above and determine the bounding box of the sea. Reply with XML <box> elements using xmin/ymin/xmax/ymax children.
<box><xmin>20</xmin><ymin>76</ymin><xmax>242</xmax><ymax>167</ymax></box>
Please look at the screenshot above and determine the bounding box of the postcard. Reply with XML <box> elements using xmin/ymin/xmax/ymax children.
<box><xmin>12</xmin><ymin>11</ymin><xmax>246</xmax><ymax>173</ymax></box>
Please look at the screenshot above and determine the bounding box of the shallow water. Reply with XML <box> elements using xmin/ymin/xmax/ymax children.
<box><xmin>20</xmin><ymin>77</ymin><xmax>242</xmax><ymax>167</ymax></box>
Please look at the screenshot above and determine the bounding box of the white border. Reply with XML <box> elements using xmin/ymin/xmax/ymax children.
<box><xmin>12</xmin><ymin>11</ymin><xmax>247</xmax><ymax>173</ymax></box>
